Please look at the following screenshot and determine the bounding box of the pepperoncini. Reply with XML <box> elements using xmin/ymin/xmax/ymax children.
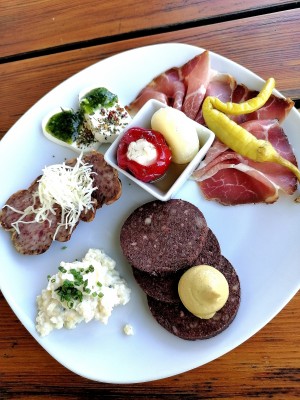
<box><xmin>202</xmin><ymin>78</ymin><xmax>300</xmax><ymax>182</ymax></box>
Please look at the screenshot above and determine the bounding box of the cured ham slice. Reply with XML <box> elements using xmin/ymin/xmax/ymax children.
<box><xmin>127</xmin><ymin>51</ymin><xmax>293</xmax><ymax>125</ymax></box>
<box><xmin>241</xmin><ymin>94</ymin><xmax>294</xmax><ymax>124</ymax></box>
<box><xmin>193</xmin><ymin>146</ymin><xmax>280</xmax><ymax>205</ymax></box>
<box><xmin>195</xmin><ymin>77</ymin><xmax>294</xmax><ymax>125</ymax></box>
<box><xmin>181</xmin><ymin>50</ymin><xmax>210</xmax><ymax>119</ymax></box>
<box><xmin>193</xmin><ymin>120</ymin><xmax>297</xmax><ymax>204</ymax></box>
<box><xmin>232</xmin><ymin>83</ymin><xmax>252</xmax><ymax>103</ymax></box>
<box><xmin>195</xmin><ymin>71</ymin><xmax>237</xmax><ymax>124</ymax></box>
<box><xmin>231</xmin><ymin>87</ymin><xmax>294</xmax><ymax>124</ymax></box>
<box><xmin>126</xmin><ymin>51</ymin><xmax>210</xmax><ymax>118</ymax></box>
<box><xmin>198</xmin><ymin>165</ymin><xmax>280</xmax><ymax>205</ymax></box>
<box><xmin>204</xmin><ymin>71</ymin><xmax>236</xmax><ymax>101</ymax></box>
<box><xmin>126</xmin><ymin>88</ymin><xmax>168</xmax><ymax>114</ymax></box>
<box><xmin>241</xmin><ymin>120</ymin><xmax>297</xmax><ymax>193</ymax></box>
<box><xmin>126</xmin><ymin>68</ymin><xmax>184</xmax><ymax>115</ymax></box>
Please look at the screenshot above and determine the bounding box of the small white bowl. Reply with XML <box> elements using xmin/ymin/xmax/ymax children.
<box><xmin>104</xmin><ymin>99</ymin><xmax>215</xmax><ymax>201</ymax></box>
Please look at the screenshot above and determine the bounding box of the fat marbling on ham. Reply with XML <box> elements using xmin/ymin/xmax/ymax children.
<box><xmin>126</xmin><ymin>50</ymin><xmax>297</xmax><ymax>205</ymax></box>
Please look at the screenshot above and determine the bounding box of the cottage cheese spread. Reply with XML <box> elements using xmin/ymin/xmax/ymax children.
<box><xmin>36</xmin><ymin>248</ymin><xmax>131</xmax><ymax>336</ymax></box>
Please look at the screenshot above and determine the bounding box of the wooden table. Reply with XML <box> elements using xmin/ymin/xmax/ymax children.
<box><xmin>1</xmin><ymin>1</ymin><xmax>299</xmax><ymax>398</ymax></box>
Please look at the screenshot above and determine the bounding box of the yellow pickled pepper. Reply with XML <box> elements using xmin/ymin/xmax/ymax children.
<box><xmin>202</xmin><ymin>78</ymin><xmax>300</xmax><ymax>182</ymax></box>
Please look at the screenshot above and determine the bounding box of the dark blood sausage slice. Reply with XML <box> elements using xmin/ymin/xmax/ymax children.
<box><xmin>120</xmin><ymin>199</ymin><xmax>208</xmax><ymax>274</ymax></box>
<box><xmin>194</xmin><ymin>228</ymin><xmax>222</xmax><ymax>266</ymax></box>
<box><xmin>0</xmin><ymin>151</ymin><xmax>122</xmax><ymax>255</ymax></box>
<box><xmin>132</xmin><ymin>228</ymin><xmax>221</xmax><ymax>303</ymax></box>
<box><xmin>147</xmin><ymin>256</ymin><xmax>241</xmax><ymax>340</ymax></box>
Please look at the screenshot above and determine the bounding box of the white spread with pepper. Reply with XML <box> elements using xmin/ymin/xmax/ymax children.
<box><xmin>83</xmin><ymin>104</ymin><xmax>131</xmax><ymax>144</ymax></box>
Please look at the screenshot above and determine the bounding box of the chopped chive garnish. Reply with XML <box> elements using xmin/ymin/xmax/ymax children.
<box><xmin>55</xmin><ymin>279</ymin><xmax>83</xmax><ymax>306</ymax></box>
<box><xmin>86</xmin><ymin>265</ymin><xmax>94</xmax><ymax>273</ymax></box>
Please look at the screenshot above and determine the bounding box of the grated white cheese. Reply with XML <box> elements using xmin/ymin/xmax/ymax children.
<box><xmin>6</xmin><ymin>153</ymin><xmax>96</xmax><ymax>238</ymax></box>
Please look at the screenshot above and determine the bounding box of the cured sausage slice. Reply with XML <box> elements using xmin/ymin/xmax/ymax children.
<box><xmin>0</xmin><ymin>151</ymin><xmax>122</xmax><ymax>255</ymax></box>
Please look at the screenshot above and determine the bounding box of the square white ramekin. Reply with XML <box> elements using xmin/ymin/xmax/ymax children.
<box><xmin>104</xmin><ymin>99</ymin><xmax>215</xmax><ymax>201</ymax></box>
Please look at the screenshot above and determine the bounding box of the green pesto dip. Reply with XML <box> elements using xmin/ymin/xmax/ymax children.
<box><xmin>80</xmin><ymin>87</ymin><xmax>118</xmax><ymax>114</ymax></box>
<box><xmin>45</xmin><ymin>110</ymin><xmax>81</xmax><ymax>144</ymax></box>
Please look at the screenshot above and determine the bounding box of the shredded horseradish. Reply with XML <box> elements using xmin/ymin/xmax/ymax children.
<box><xmin>6</xmin><ymin>153</ymin><xmax>96</xmax><ymax>239</ymax></box>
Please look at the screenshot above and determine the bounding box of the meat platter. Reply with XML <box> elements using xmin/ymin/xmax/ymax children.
<box><xmin>0</xmin><ymin>43</ymin><xmax>299</xmax><ymax>383</ymax></box>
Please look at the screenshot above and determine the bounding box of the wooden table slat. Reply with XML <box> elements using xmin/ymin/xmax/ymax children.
<box><xmin>0</xmin><ymin>0</ymin><xmax>297</xmax><ymax>58</ymax></box>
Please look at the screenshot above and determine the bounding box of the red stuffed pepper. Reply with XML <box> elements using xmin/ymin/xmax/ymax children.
<box><xmin>117</xmin><ymin>127</ymin><xmax>172</xmax><ymax>183</ymax></box>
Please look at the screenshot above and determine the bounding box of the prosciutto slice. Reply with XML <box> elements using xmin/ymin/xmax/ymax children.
<box><xmin>241</xmin><ymin>94</ymin><xmax>294</xmax><ymax>124</ymax></box>
<box><xmin>198</xmin><ymin>165</ymin><xmax>280</xmax><ymax>205</ymax></box>
<box><xmin>195</xmin><ymin>71</ymin><xmax>237</xmax><ymax>124</ymax></box>
<box><xmin>193</xmin><ymin>120</ymin><xmax>297</xmax><ymax>204</ymax></box>
<box><xmin>180</xmin><ymin>50</ymin><xmax>210</xmax><ymax>119</ymax></box>
<box><xmin>126</xmin><ymin>51</ymin><xmax>210</xmax><ymax>118</ymax></box>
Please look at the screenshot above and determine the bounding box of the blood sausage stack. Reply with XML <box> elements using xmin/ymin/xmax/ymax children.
<box><xmin>120</xmin><ymin>199</ymin><xmax>241</xmax><ymax>340</ymax></box>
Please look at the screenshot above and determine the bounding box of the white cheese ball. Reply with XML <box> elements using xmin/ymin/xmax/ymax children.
<box><xmin>151</xmin><ymin>107</ymin><xmax>199</xmax><ymax>164</ymax></box>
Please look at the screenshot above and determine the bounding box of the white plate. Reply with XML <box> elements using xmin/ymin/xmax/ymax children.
<box><xmin>0</xmin><ymin>43</ymin><xmax>299</xmax><ymax>384</ymax></box>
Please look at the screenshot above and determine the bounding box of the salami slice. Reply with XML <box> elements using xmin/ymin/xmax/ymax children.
<box><xmin>147</xmin><ymin>256</ymin><xmax>241</xmax><ymax>340</ymax></box>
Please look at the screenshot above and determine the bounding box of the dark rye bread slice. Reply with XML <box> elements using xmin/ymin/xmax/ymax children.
<box><xmin>120</xmin><ymin>199</ymin><xmax>208</xmax><ymax>275</ymax></box>
<box><xmin>132</xmin><ymin>228</ymin><xmax>222</xmax><ymax>303</ymax></box>
<box><xmin>147</xmin><ymin>256</ymin><xmax>241</xmax><ymax>340</ymax></box>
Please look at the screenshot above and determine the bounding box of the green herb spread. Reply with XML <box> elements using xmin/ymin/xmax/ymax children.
<box><xmin>80</xmin><ymin>87</ymin><xmax>118</xmax><ymax>114</ymax></box>
<box><xmin>45</xmin><ymin>110</ymin><xmax>82</xmax><ymax>144</ymax></box>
